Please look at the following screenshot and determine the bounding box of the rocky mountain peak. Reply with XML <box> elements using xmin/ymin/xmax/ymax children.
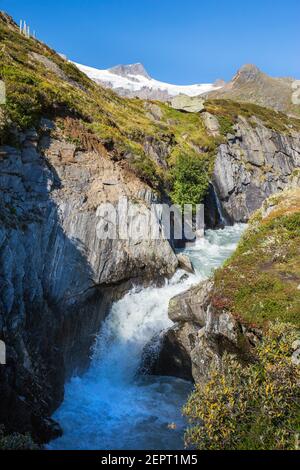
<box><xmin>233</xmin><ymin>63</ymin><xmax>262</xmax><ymax>83</ymax></box>
<box><xmin>109</xmin><ymin>63</ymin><xmax>151</xmax><ymax>79</ymax></box>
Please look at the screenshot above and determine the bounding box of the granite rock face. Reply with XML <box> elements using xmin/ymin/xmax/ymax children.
<box><xmin>0</xmin><ymin>121</ymin><xmax>178</xmax><ymax>441</ymax></box>
<box><xmin>213</xmin><ymin>117</ymin><xmax>300</xmax><ymax>222</ymax></box>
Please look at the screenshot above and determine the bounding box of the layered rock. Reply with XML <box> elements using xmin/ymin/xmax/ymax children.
<box><xmin>0</xmin><ymin>120</ymin><xmax>178</xmax><ymax>441</ymax></box>
<box><xmin>212</xmin><ymin>116</ymin><xmax>300</xmax><ymax>222</ymax></box>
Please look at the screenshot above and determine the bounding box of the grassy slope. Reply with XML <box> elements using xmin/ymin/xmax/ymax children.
<box><xmin>212</xmin><ymin>189</ymin><xmax>300</xmax><ymax>327</ymax></box>
<box><xmin>0</xmin><ymin>12</ymin><xmax>216</xmax><ymax>198</ymax></box>
<box><xmin>205</xmin><ymin>99</ymin><xmax>300</xmax><ymax>135</ymax></box>
<box><xmin>1</xmin><ymin>12</ymin><xmax>300</xmax><ymax>203</ymax></box>
<box><xmin>186</xmin><ymin>190</ymin><xmax>300</xmax><ymax>450</ymax></box>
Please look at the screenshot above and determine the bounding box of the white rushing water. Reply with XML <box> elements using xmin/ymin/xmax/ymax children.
<box><xmin>50</xmin><ymin>224</ymin><xmax>245</xmax><ymax>450</ymax></box>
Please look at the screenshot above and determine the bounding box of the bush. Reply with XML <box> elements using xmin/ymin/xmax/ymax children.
<box><xmin>171</xmin><ymin>153</ymin><xmax>210</xmax><ymax>207</ymax></box>
<box><xmin>218</xmin><ymin>115</ymin><xmax>234</xmax><ymax>136</ymax></box>
<box><xmin>183</xmin><ymin>322</ymin><xmax>300</xmax><ymax>450</ymax></box>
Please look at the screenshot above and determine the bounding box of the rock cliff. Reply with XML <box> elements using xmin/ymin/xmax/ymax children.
<box><xmin>0</xmin><ymin>121</ymin><xmax>177</xmax><ymax>441</ymax></box>
<box><xmin>211</xmin><ymin>116</ymin><xmax>300</xmax><ymax>223</ymax></box>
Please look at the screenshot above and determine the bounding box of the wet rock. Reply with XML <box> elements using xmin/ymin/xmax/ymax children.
<box><xmin>143</xmin><ymin>324</ymin><xmax>195</xmax><ymax>381</ymax></box>
<box><xmin>176</xmin><ymin>253</ymin><xmax>195</xmax><ymax>274</ymax></box>
<box><xmin>168</xmin><ymin>280</ymin><xmax>213</xmax><ymax>325</ymax></box>
<box><xmin>204</xmin><ymin>183</ymin><xmax>226</xmax><ymax>228</ymax></box>
<box><xmin>153</xmin><ymin>280</ymin><xmax>254</xmax><ymax>384</ymax></box>
<box><xmin>31</xmin><ymin>416</ymin><xmax>63</xmax><ymax>444</ymax></box>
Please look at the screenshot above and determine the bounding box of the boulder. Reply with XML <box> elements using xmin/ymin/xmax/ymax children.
<box><xmin>170</xmin><ymin>94</ymin><xmax>205</xmax><ymax>113</ymax></box>
<box><xmin>151</xmin><ymin>279</ymin><xmax>253</xmax><ymax>384</ymax></box>
<box><xmin>168</xmin><ymin>280</ymin><xmax>213</xmax><ymax>324</ymax></box>
<box><xmin>202</xmin><ymin>112</ymin><xmax>220</xmax><ymax>136</ymax></box>
<box><xmin>176</xmin><ymin>253</ymin><xmax>195</xmax><ymax>274</ymax></box>
<box><xmin>142</xmin><ymin>324</ymin><xmax>196</xmax><ymax>381</ymax></box>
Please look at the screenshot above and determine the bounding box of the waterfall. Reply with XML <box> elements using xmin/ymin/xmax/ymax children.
<box><xmin>212</xmin><ymin>183</ymin><xmax>227</xmax><ymax>226</ymax></box>
<box><xmin>50</xmin><ymin>224</ymin><xmax>246</xmax><ymax>450</ymax></box>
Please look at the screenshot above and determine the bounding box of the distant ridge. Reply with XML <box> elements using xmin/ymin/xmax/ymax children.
<box><xmin>207</xmin><ymin>64</ymin><xmax>300</xmax><ymax>117</ymax></box>
<box><xmin>73</xmin><ymin>61</ymin><xmax>221</xmax><ymax>101</ymax></box>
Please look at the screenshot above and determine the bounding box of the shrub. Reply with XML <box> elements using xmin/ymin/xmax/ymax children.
<box><xmin>171</xmin><ymin>153</ymin><xmax>210</xmax><ymax>207</ymax></box>
<box><xmin>129</xmin><ymin>153</ymin><xmax>160</xmax><ymax>187</ymax></box>
<box><xmin>183</xmin><ymin>322</ymin><xmax>300</xmax><ymax>450</ymax></box>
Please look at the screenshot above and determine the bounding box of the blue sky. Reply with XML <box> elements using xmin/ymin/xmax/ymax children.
<box><xmin>1</xmin><ymin>0</ymin><xmax>300</xmax><ymax>83</ymax></box>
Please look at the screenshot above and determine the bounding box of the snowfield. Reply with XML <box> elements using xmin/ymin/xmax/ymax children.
<box><xmin>73</xmin><ymin>61</ymin><xmax>219</xmax><ymax>97</ymax></box>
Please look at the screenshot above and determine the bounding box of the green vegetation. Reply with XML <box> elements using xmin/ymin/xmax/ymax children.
<box><xmin>212</xmin><ymin>189</ymin><xmax>300</xmax><ymax>327</ymax></box>
<box><xmin>129</xmin><ymin>153</ymin><xmax>161</xmax><ymax>187</ymax></box>
<box><xmin>171</xmin><ymin>153</ymin><xmax>211</xmax><ymax>206</ymax></box>
<box><xmin>217</xmin><ymin>115</ymin><xmax>235</xmax><ymax>136</ymax></box>
<box><xmin>0</xmin><ymin>13</ymin><xmax>218</xmax><ymax>202</ymax></box>
<box><xmin>161</xmin><ymin>104</ymin><xmax>218</xmax><ymax>157</ymax></box>
<box><xmin>205</xmin><ymin>99</ymin><xmax>300</xmax><ymax>135</ymax></box>
<box><xmin>183</xmin><ymin>189</ymin><xmax>300</xmax><ymax>451</ymax></box>
<box><xmin>184</xmin><ymin>322</ymin><xmax>300</xmax><ymax>450</ymax></box>
<box><xmin>1</xmin><ymin>13</ymin><xmax>300</xmax><ymax>207</ymax></box>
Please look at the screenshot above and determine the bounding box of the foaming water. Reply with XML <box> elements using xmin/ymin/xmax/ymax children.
<box><xmin>50</xmin><ymin>224</ymin><xmax>246</xmax><ymax>450</ymax></box>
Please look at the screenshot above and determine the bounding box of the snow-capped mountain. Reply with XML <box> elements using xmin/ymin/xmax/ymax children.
<box><xmin>73</xmin><ymin>61</ymin><xmax>222</xmax><ymax>101</ymax></box>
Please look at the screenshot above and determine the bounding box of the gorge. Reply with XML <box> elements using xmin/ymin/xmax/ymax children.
<box><xmin>49</xmin><ymin>225</ymin><xmax>245</xmax><ymax>450</ymax></box>
<box><xmin>0</xmin><ymin>11</ymin><xmax>299</xmax><ymax>450</ymax></box>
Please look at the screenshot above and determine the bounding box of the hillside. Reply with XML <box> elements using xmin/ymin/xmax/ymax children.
<box><xmin>213</xmin><ymin>189</ymin><xmax>300</xmax><ymax>326</ymax></box>
<box><xmin>207</xmin><ymin>64</ymin><xmax>300</xmax><ymax>118</ymax></box>
<box><xmin>0</xmin><ymin>12</ymin><xmax>218</xmax><ymax>204</ymax></box>
<box><xmin>1</xmin><ymin>11</ymin><xmax>300</xmax><ymax>208</ymax></box>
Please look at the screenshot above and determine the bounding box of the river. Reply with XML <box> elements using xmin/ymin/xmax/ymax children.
<box><xmin>50</xmin><ymin>224</ymin><xmax>245</xmax><ymax>450</ymax></box>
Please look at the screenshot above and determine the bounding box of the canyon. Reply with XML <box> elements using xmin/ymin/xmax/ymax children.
<box><xmin>0</xmin><ymin>11</ymin><xmax>299</xmax><ymax>447</ymax></box>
